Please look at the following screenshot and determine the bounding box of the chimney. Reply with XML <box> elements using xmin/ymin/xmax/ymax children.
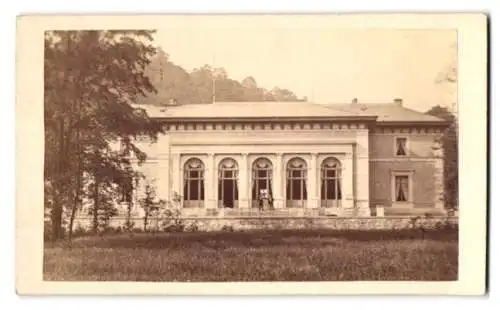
<box><xmin>352</xmin><ymin>97</ymin><xmax>358</xmax><ymax>105</ymax></box>
<box><xmin>166</xmin><ymin>97</ymin><xmax>178</xmax><ymax>106</ymax></box>
<box><xmin>393</xmin><ymin>98</ymin><xmax>403</xmax><ymax>106</ymax></box>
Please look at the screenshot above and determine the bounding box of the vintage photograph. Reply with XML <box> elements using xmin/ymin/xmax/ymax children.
<box><xmin>41</xmin><ymin>24</ymin><xmax>459</xmax><ymax>282</ymax></box>
<box><xmin>14</xmin><ymin>14</ymin><xmax>488</xmax><ymax>294</ymax></box>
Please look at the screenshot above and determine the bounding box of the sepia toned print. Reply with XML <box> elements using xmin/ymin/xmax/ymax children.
<box><xmin>16</xmin><ymin>14</ymin><xmax>487</xmax><ymax>295</ymax></box>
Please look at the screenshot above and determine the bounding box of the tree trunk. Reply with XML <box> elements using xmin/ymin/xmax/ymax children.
<box><xmin>92</xmin><ymin>178</ymin><xmax>100</xmax><ymax>234</ymax></box>
<box><xmin>143</xmin><ymin>209</ymin><xmax>148</xmax><ymax>232</ymax></box>
<box><xmin>50</xmin><ymin>197</ymin><xmax>63</xmax><ymax>241</ymax></box>
<box><xmin>68</xmin><ymin>170</ymin><xmax>81</xmax><ymax>242</ymax></box>
<box><xmin>51</xmin><ymin>118</ymin><xmax>66</xmax><ymax>241</ymax></box>
<box><xmin>126</xmin><ymin>201</ymin><xmax>132</xmax><ymax>232</ymax></box>
<box><xmin>68</xmin><ymin>83</ymin><xmax>82</xmax><ymax>242</ymax></box>
<box><xmin>50</xmin><ymin>32</ymin><xmax>73</xmax><ymax>241</ymax></box>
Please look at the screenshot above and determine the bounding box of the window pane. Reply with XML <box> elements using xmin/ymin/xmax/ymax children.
<box><xmin>326</xmin><ymin>180</ymin><xmax>335</xmax><ymax>199</ymax></box>
<box><xmin>189</xmin><ymin>171</ymin><xmax>199</xmax><ymax>178</ymax></box>
<box><xmin>291</xmin><ymin>179</ymin><xmax>299</xmax><ymax>199</ymax></box>
<box><xmin>189</xmin><ymin>180</ymin><xmax>199</xmax><ymax>200</ymax></box>
<box><xmin>200</xmin><ymin>181</ymin><xmax>205</xmax><ymax>200</ymax></box>
<box><xmin>395</xmin><ymin>176</ymin><xmax>409</xmax><ymax>202</ymax></box>
<box><xmin>302</xmin><ymin>180</ymin><xmax>307</xmax><ymax>200</ymax></box>
<box><xmin>257</xmin><ymin>170</ymin><xmax>267</xmax><ymax>178</ymax></box>
<box><xmin>258</xmin><ymin>179</ymin><xmax>268</xmax><ymax>191</ymax></box>
<box><xmin>286</xmin><ymin>180</ymin><xmax>292</xmax><ymax>200</ymax></box>
<box><xmin>396</xmin><ymin>138</ymin><xmax>407</xmax><ymax>156</ymax></box>
<box><xmin>326</xmin><ymin>169</ymin><xmax>336</xmax><ymax>178</ymax></box>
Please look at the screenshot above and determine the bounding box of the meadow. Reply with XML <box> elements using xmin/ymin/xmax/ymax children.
<box><xmin>43</xmin><ymin>228</ymin><xmax>458</xmax><ymax>281</ymax></box>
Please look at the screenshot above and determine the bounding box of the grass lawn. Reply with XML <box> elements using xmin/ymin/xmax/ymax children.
<box><xmin>44</xmin><ymin>229</ymin><xmax>458</xmax><ymax>281</ymax></box>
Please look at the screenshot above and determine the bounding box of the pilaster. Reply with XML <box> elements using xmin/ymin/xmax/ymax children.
<box><xmin>156</xmin><ymin>159</ymin><xmax>169</xmax><ymax>203</ymax></box>
<box><xmin>205</xmin><ymin>153</ymin><xmax>216</xmax><ymax>209</ymax></box>
<box><xmin>273</xmin><ymin>153</ymin><xmax>284</xmax><ymax>209</ymax></box>
<box><xmin>355</xmin><ymin>134</ymin><xmax>371</xmax><ymax>217</ymax></box>
<box><xmin>307</xmin><ymin>153</ymin><xmax>319</xmax><ymax>208</ymax></box>
<box><xmin>239</xmin><ymin>153</ymin><xmax>250</xmax><ymax>209</ymax></box>
<box><xmin>171</xmin><ymin>153</ymin><xmax>181</xmax><ymax>202</ymax></box>
<box><xmin>341</xmin><ymin>153</ymin><xmax>354</xmax><ymax>216</ymax></box>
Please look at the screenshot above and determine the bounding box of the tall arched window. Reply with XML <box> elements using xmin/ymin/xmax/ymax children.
<box><xmin>218</xmin><ymin>158</ymin><xmax>239</xmax><ymax>208</ymax></box>
<box><xmin>183</xmin><ymin>158</ymin><xmax>205</xmax><ymax>208</ymax></box>
<box><xmin>286</xmin><ymin>157</ymin><xmax>307</xmax><ymax>208</ymax></box>
<box><xmin>251</xmin><ymin>157</ymin><xmax>273</xmax><ymax>208</ymax></box>
<box><xmin>320</xmin><ymin>157</ymin><xmax>342</xmax><ymax>208</ymax></box>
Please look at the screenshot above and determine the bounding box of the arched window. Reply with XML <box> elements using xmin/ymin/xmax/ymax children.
<box><xmin>218</xmin><ymin>158</ymin><xmax>239</xmax><ymax>208</ymax></box>
<box><xmin>320</xmin><ymin>157</ymin><xmax>342</xmax><ymax>208</ymax></box>
<box><xmin>183</xmin><ymin>158</ymin><xmax>205</xmax><ymax>208</ymax></box>
<box><xmin>286</xmin><ymin>157</ymin><xmax>307</xmax><ymax>208</ymax></box>
<box><xmin>251</xmin><ymin>157</ymin><xmax>273</xmax><ymax>208</ymax></box>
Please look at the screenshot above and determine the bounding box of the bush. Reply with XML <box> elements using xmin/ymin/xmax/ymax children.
<box><xmin>185</xmin><ymin>221</ymin><xmax>199</xmax><ymax>232</ymax></box>
<box><xmin>163</xmin><ymin>224</ymin><xmax>185</xmax><ymax>232</ymax></box>
<box><xmin>72</xmin><ymin>225</ymin><xmax>89</xmax><ymax>238</ymax></box>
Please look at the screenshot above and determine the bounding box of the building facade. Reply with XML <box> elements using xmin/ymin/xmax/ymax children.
<box><xmin>131</xmin><ymin>99</ymin><xmax>448</xmax><ymax>218</ymax></box>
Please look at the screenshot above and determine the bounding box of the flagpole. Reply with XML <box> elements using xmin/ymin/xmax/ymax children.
<box><xmin>212</xmin><ymin>54</ymin><xmax>216</xmax><ymax>103</ymax></box>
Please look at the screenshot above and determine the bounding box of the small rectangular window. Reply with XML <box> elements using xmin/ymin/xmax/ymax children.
<box><xmin>394</xmin><ymin>175</ymin><xmax>409</xmax><ymax>202</ymax></box>
<box><xmin>395</xmin><ymin>137</ymin><xmax>408</xmax><ymax>156</ymax></box>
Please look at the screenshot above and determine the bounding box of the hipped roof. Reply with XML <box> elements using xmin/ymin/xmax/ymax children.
<box><xmin>132</xmin><ymin>101</ymin><xmax>447</xmax><ymax>125</ymax></box>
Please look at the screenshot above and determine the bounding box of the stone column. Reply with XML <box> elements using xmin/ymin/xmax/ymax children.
<box><xmin>355</xmin><ymin>131</ymin><xmax>371</xmax><ymax>217</ymax></box>
<box><xmin>307</xmin><ymin>153</ymin><xmax>318</xmax><ymax>208</ymax></box>
<box><xmin>273</xmin><ymin>153</ymin><xmax>284</xmax><ymax>209</ymax></box>
<box><xmin>239</xmin><ymin>153</ymin><xmax>249</xmax><ymax>209</ymax></box>
<box><xmin>341</xmin><ymin>152</ymin><xmax>354</xmax><ymax>216</ymax></box>
<box><xmin>205</xmin><ymin>153</ymin><xmax>216</xmax><ymax>209</ymax></box>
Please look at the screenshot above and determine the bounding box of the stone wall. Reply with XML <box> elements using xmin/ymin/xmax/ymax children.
<box><xmin>68</xmin><ymin>216</ymin><xmax>458</xmax><ymax>232</ymax></box>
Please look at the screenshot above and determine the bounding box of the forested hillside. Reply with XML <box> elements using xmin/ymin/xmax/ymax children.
<box><xmin>138</xmin><ymin>48</ymin><xmax>305</xmax><ymax>105</ymax></box>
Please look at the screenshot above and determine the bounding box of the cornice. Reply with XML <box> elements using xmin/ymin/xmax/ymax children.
<box><xmin>372</xmin><ymin>127</ymin><xmax>446</xmax><ymax>134</ymax></box>
<box><xmin>164</xmin><ymin>122</ymin><xmax>370</xmax><ymax>131</ymax></box>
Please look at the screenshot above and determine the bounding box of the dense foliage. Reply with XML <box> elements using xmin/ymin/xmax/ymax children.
<box><xmin>44</xmin><ymin>30</ymin><xmax>163</xmax><ymax>241</ymax></box>
<box><xmin>426</xmin><ymin>105</ymin><xmax>458</xmax><ymax>210</ymax></box>
<box><xmin>138</xmin><ymin>48</ymin><xmax>305</xmax><ymax>105</ymax></box>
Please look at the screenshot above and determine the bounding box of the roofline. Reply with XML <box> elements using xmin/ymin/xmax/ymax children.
<box><xmin>150</xmin><ymin>116</ymin><xmax>379</xmax><ymax>122</ymax></box>
<box><xmin>375</xmin><ymin>120</ymin><xmax>451</xmax><ymax>127</ymax></box>
<box><xmin>148</xmin><ymin>116</ymin><xmax>450</xmax><ymax>127</ymax></box>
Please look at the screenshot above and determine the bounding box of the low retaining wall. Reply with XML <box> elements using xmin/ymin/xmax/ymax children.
<box><xmin>67</xmin><ymin>216</ymin><xmax>459</xmax><ymax>232</ymax></box>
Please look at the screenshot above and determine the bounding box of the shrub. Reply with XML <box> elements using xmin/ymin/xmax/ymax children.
<box><xmin>185</xmin><ymin>221</ymin><xmax>199</xmax><ymax>232</ymax></box>
<box><xmin>163</xmin><ymin>224</ymin><xmax>185</xmax><ymax>232</ymax></box>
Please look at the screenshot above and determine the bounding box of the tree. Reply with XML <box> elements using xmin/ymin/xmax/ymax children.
<box><xmin>139</xmin><ymin>183</ymin><xmax>160</xmax><ymax>232</ymax></box>
<box><xmin>426</xmin><ymin>106</ymin><xmax>458</xmax><ymax>210</ymax></box>
<box><xmin>269</xmin><ymin>87</ymin><xmax>299</xmax><ymax>101</ymax></box>
<box><xmin>137</xmin><ymin>55</ymin><xmax>304</xmax><ymax>105</ymax></box>
<box><xmin>44</xmin><ymin>30</ymin><xmax>163</xmax><ymax>241</ymax></box>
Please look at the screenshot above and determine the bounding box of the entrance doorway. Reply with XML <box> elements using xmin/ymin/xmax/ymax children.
<box><xmin>218</xmin><ymin>158</ymin><xmax>239</xmax><ymax>208</ymax></box>
<box><xmin>251</xmin><ymin>157</ymin><xmax>273</xmax><ymax>208</ymax></box>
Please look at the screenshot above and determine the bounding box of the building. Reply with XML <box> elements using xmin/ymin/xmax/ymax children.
<box><xmin>130</xmin><ymin>98</ymin><xmax>449</xmax><ymax>219</ymax></box>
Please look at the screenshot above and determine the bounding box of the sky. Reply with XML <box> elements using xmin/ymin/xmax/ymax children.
<box><xmin>153</xmin><ymin>27</ymin><xmax>457</xmax><ymax>113</ymax></box>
